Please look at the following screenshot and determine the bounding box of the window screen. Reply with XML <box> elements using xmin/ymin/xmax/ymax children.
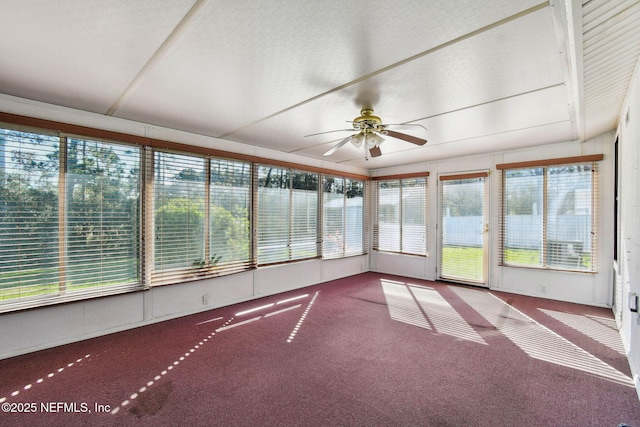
<box><xmin>66</xmin><ymin>137</ymin><xmax>140</xmax><ymax>292</ymax></box>
<box><xmin>0</xmin><ymin>120</ymin><xmax>367</xmax><ymax>312</ymax></box>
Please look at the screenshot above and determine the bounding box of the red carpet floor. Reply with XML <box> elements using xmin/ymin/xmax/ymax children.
<box><xmin>0</xmin><ymin>272</ymin><xmax>638</xmax><ymax>426</ymax></box>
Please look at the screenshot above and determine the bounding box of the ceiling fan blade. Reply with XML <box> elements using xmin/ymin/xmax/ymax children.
<box><xmin>386</xmin><ymin>130</ymin><xmax>427</xmax><ymax>146</ymax></box>
<box><xmin>383</xmin><ymin>123</ymin><xmax>428</xmax><ymax>132</ymax></box>
<box><xmin>304</xmin><ymin>129</ymin><xmax>354</xmax><ymax>137</ymax></box>
<box><xmin>369</xmin><ymin>146</ymin><xmax>382</xmax><ymax>157</ymax></box>
<box><xmin>323</xmin><ymin>136</ymin><xmax>353</xmax><ymax>156</ymax></box>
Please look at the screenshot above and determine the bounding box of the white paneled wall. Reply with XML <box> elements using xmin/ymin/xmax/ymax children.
<box><xmin>615</xmin><ymin>56</ymin><xmax>640</xmax><ymax>398</ymax></box>
<box><xmin>0</xmin><ymin>256</ymin><xmax>367</xmax><ymax>360</ymax></box>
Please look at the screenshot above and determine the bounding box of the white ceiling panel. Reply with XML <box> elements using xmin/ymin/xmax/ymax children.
<box><xmin>582</xmin><ymin>0</ymin><xmax>640</xmax><ymax>140</ymax></box>
<box><xmin>295</xmin><ymin>85</ymin><xmax>573</xmax><ymax>169</ymax></box>
<box><xmin>0</xmin><ymin>0</ymin><xmax>638</xmax><ymax>171</ymax></box>
<box><xmin>112</xmin><ymin>0</ymin><xmax>549</xmax><ymax>135</ymax></box>
<box><xmin>0</xmin><ymin>0</ymin><xmax>196</xmax><ymax>114</ymax></box>
<box><xmin>348</xmin><ymin>121</ymin><xmax>576</xmax><ymax>170</ymax></box>
<box><xmin>226</xmin><ymin>6</ymin><xmax>564</xmax><ymax>154</ymax></box>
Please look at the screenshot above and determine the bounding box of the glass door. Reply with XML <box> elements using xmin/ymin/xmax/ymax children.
<box><xmin>438</xmin><ymin>172</ymin><xmax>489</xmax><ymax>286</ymax></box>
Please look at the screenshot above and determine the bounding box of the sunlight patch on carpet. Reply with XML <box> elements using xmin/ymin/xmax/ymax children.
<box><xmin>287</xmin><ymin>292</ymin><xmax>318</xmax><ymax>343</ymax></box>
<box><xmin>381</xmin><ymin>279</ymin><xmax>431</xmax><ymax>330</ymax></box>
<box><xmin>451</xmin><ymin>286</ymin><xmax>634</xmax><ymax>387</ymax></box>
<box><xmin>381</xmin><ymin>279</ymin><xmax>487</xmax><ymax>344</ymax></box>
<box><xmin>409</xmin><ymin>285</ymin><xmax>487</xmax><ymax>345</ymax></box>
<box><xmin>0</xmin><ymin>354</ymin><xmax>91</xmax><ymax>404</ymax></box>
<box><xmin>538</xmin><ymin>309</ymin><xmax>626</xmax><ymax>355</ymax></box>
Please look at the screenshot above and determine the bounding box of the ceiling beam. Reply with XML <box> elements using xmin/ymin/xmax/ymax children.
<box><xmin>550</xmin><ymin>0</ymin><xmax>585</xmax><ymax>141</ymax></box>
<box><xmin>106</xmin><ymin>0</ymin><xmax>211</xmax><ymax>117</ymax></box>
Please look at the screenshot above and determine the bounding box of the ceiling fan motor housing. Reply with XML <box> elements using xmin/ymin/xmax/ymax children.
<box><xmin>353</xmin><ymin>108</ymin><xmax>386</xmax><ymax>133</ymax></box>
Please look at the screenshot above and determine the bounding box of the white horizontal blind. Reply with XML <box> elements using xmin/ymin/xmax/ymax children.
<box><xmin>291</xmin><ymin>171</ymin><xmax>319</xmax><ymax>260</ymax></box>
<box><xmin>152</xmin><ymin>151</ymin><xmax>206</xmax><ymax>284</ymax></box>
<box><xmin>0</xmin><ymin>128</ymin><xmax>142</xmax><ymax>313</ymax></box>
<box><xmin>0</xmin><ymin>128</ymin><xmax>61</xmax><ymax>310</ymax></box>
<box><xmin>401</xmin><ymin>178</ymin><xmax>428</xmax><ymax>255</ymax></box>
<box><xmin>499</xmin><ymin>158</ymin><xmax>599</xmax><ymax>272</ymax></box>
<box><xmin>373</xmin><ymin>176</ymin><xmax>428</xmax><ymax>256</ymax></box>
<box><xmin>257</xmin><ymin>166</ymin><xmax>319</xmax><ymax>265</ymax></box>
<box><xmin>500</xmin><ymin>167</ymin><xmax>544</xmax><ymax>268</ymax></box>
<box><xmin>65</xmin><ymin>137</ymin><xmax>141</xmax><ymax>295</ymax></box>
<box><xmin>209</xmin><ymin>158</ymin><xmax>252</xmax><ymax>273</ymax></box>
<box><xmin>256</xmin><ymin>165</ymin><xmax>290</xmax><ymax>265</ymax></box>
<box><xmin>322</xmin><ymin>176</ymin><xmax>365</xmax><ymax>258</ymax></box>
<box><xmin>375</xmin><ymin>180</ymin><xmax>400</xmax><ymax>252</ymax></box>
<box><xmin>0</xmin><ymin>120</ymin><xmax>369</xmax><ymax>312</ymax></box>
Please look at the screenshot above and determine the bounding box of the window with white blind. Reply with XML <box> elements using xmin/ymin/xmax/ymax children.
<box><xmin>152</xmin><ymin>153</ymin><xmax>253</xmax><ymax>284</ymax></box>
<box><xmin>209</xmin><ymin>158</ymin><xmax>251</xmax><ymax>273</ymax></box>
<box><xmin>323</xmin><ymin>176</ymin><xmax>365</xmax><ymax>258</ymax></box>
<box><xmin>152</xmin><ymin>151</ymin><xmax>206</xmax><ymax>284</ymax></box>
<box><xmin>0</xmin><ymin>128</ymin><xmax>141</xmax><ymax>312</ymax></box>
<box><xmin>498</xmin><ymin>155</ymin><xmax>601</xmax><ymax>272</ymax></box>
<box><xmin>0</xmin><ymin>118</ymin><xmax>367</xmax><ymax>313</ymax></box>
<box><xmin>257</xmin><ymin>166</ymin><xmax>319</xmax><ymax>265</ymax></box>
<box><xmin>66</xmin><ymin>137</ymin><xmax>140</xmax><ymax>292</ymax></box>
<box><xmin>373</xmin><ymin>174</ymin><xmax>428</xmax><ymax>256</ymax></box>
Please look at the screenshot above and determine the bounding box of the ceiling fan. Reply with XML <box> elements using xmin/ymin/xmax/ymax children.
<box><xmin>305</xmin><ymin>108</ymin><xmax>427</xmax><ymax>159</ymax></box>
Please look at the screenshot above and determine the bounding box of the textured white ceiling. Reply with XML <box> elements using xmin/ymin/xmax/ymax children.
<box><xmin>0</xmin><ymin>0</ymin><xmax>638</xmax><ymax>170</ymax></box>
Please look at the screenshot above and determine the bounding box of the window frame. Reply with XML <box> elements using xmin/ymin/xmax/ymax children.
<box><xmin>0</xmin><ymin>127</ymin><xmax>144</xmax><ymax>312</ymax></box>
<box><xmin>0</xmin><ymin>114</ymin><xmax>369</xmax><ymax>313</ymax></box>
<box><xmin>255</xmin><ymin>164</ymin><xmax>321</xmax><ymax>266</ymax></box>
<box><xmin>372</xmin><ymin>172</ymin><xmax>429</xmax><ymax>256</ymax></box>
<box><xmin>322</xmin><ymin>175</ymin><xmax>367</xmax><ymax>259</ymax></box>
<box><xmin>497</xmin><ymin>155</ymin><xmax>602</xmax><ymax>273</ymax></box>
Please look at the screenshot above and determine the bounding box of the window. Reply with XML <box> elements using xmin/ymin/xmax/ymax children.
<box><xmin>0</xmin><ymin>129</ymin><xmax>61</xmax><ymax>308</ymax></box>
<box><xmin>152</xmin><ymin>153</ymin><xmax>252</xmax><ymax>284</ymax></box>
<box><xmin>66</xmin><ymin>137</ymin><xmax>140</xmax><ymax>292</ymax></box>
<box><xmin>373</xmin><ymin>174</ymin><xmax>428</xmax><ymax>256</ymax></box>
<box><xmin>0</xmin><ymin>129</ymin><xmax>141</xmax><ymax>311</ymax></box>
<box><xmin>256</xmin><ymin>166</ymin><xmax>319</xmax><ymax>265</ymax></box>
<box><xmin>152</xmin><ymin>151</ymin><xmax>206</xmax><ymax>284</ymax></box>
<box><xmin>323</xmin><ymin>176</ymin><xmax>365</xmax><ymax>258</ymax></box>
<box><xmin>209</xmin><ymin>158</ymin><xmax>251</xmax><ymax>273</ymax></box>
<box><xmin>0</xmin><ymin>118</ymin><xmax>365</xmax><ymax>312</ymax></box>
<box><xmin>498</xmin><ymin>155</ymin><xmax>601</xmax><ymax>272</ymax></box>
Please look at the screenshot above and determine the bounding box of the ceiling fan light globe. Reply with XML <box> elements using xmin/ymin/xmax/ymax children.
<box><xmin>350</xmin><ymin>133</ymin><xmax>365</xmax><ymax>148</ymax></box>
<box><xmin>367</xmin><ymin>132</ymin><xmax>385</xmax><ymax>148</ymax></box>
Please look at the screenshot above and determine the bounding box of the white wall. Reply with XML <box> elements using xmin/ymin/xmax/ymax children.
<box><xmin>615</xmin><ymin>56</ymin><xmax>640</xmax><ymax>397</ymax></box>
<box><xmin>0</xmin><ymin>256</ymin><xmax>368</xmax><ymax>360</ymax></box>
<box><xmin>371</xmin><ymin>136</ymin><xmax>615</xmax><ymax>308</ymax></box>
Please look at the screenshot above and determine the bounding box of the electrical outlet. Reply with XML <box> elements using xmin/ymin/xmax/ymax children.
<box><xmin>540</xmin><ymin>285</ymin><xmax>548</xmax><ymax>294</ymax></box>
<box><xmin>202</xmin><ymin>294</ymin><xmax>210</xmax><ymax>305</ymax></box>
